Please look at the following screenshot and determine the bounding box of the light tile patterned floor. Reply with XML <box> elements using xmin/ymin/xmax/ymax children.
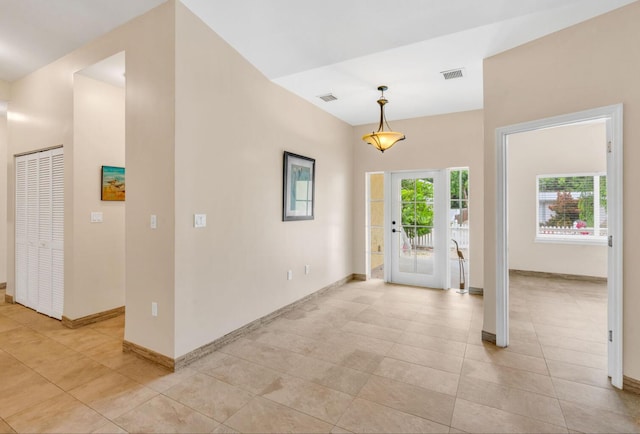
<box><xmin>0</xmin><ymin>275</ymin><xmax>639</xmax><ymax>433</ymax></box>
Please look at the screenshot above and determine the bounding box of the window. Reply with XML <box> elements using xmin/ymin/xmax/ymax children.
<box><xmin>450</xmin><ymin>169</ymin><xmax>469</xmax><ymax>226</ymax></box>
<box><xmin>450</xmin><ymin>168</ymin><xmax>469</xmax><ymax>248</ymax></box>
<box><xmin>536</xmin><ymin>174</ymin><xmax>607</xmax><ymax>243</ymax></box>
<box><xmin>450</xmin><ymin>168</ymin><xmax>469</xmax><ymax>289</ymax></box>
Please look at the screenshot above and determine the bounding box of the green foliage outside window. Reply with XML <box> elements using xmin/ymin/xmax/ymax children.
<box><xmin>547</xmin><ymin>191</ymin><xmax>581</xmax><ymax>227</ymax></box>
<box><xmin>401</xmin><ymin>179</ymin><xmax>433</xmax><ymax>237</ymax></box>
<box><xmin>450</xmin><ymin>169</ymin><xmax>469</xmax><ymax>208</ymax></box>
<box><xmin>539</xmin><ymin>175</ymin><xmax>606</xmax><ymax>227</ymax></box>
<box><xmin>400</xmin><ymin>170</ymin><xmax>470</xmax><ymax>239</ymax></box>
<box><xmin>599</xmin><ymin>176</ymin><xmax>607</xmax><ymax>209</ymax></box>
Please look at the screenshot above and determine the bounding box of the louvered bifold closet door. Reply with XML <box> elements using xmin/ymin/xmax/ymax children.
<box><xmin>26</xmin><ymin>156</ymin><xmax>39</xmax><ymax>309</ymax></box>
<box><xmin>15</xmin><ymin>157</ymin><xmax>28</xmax><ymax>305</ymax></box>
<box><xmin>37</xmin><ymin>152</ymin><xmax>53</xmax><ymax>316</ymax></box>
<box><xmin>14</xmin><ymin>148</ymin><xmax>64</xmax><ymax>319</ymax></box>
<box><xmin>51</xmin><ymin>148</ymin><xmax>64</xmax><ymax>319</ymax></box>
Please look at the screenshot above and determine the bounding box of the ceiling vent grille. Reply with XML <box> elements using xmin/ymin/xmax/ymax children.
<box><xmin>318</xmin><ymin>93</ymin><xmax>337</xmax><ymax>102</ymax></box>
<box><xmin>441</xmin><ymin>68</ymin><xmax>464</xmax><ymax>80</ymax></box>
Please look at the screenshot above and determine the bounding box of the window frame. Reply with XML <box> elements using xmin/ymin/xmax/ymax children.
<box><xmin>535</xmin><ymin>172</ymin><xmax>607</xmax><ymax>245</ymax></box>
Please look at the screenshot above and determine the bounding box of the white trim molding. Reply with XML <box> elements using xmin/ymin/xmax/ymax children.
<box><xmin>495</xmin><ymin>104</ymin><xmax>623</xmax><ymax>388</ymax></box>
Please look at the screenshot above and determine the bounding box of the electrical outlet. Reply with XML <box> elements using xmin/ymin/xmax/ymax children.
<box><xmin>151</xmin><ymin>302</ymin><xmax>158</xmax><ymax>317</ymax></box>
<box><xmin>305</xmin><ymin>264</ymin><xmax>310</xmax><ymax>275</ymax></box>
<box><xmin>287</xmin><ymin>270</ymin><xmax>293</xmax><ymax>280</ymax></box>
<box><xmin>194</xmin><ymin>214</ymin><xmax>207</xmax><ymax>228</ymax></box>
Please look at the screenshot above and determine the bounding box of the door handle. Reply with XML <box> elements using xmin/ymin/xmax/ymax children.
<box><xmin>392</xmin><ymin>228</ymin><xmax>400</xmax><ymax>233</ymax></box>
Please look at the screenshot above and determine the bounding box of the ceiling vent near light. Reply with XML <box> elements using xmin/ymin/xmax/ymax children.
<box><xmin>441</xmin><ymin>68</ymin><xmax>465</xmax><ymax>80</ymax></box>
<box><xmin>318</xmin><ymin>93</ymin><xmax>338</xmax><ymax>102</ymax></box>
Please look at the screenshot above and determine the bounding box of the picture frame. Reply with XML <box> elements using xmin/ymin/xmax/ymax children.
<box><xmin>283</xmin><ymin>152</ymin><xmax>315</xmax><ymax>221</ymax></box>
<box><xmin>101</xmin><ymin>165</ymin><xmax>125</xmax><ymax>201</ymax></box>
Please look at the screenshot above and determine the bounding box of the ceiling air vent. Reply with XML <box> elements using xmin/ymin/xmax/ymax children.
<box><xmin>441</xmin><ymin>68</ymin><xmax>464</xmax><ymax>80</ymax></box>
<box><xmin>318</xmin><ymin>93</ymin><xmax>337</xmax><ymax>102</ymax></box>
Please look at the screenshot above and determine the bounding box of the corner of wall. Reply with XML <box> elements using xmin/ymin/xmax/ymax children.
<box><xmin>0</xmin><ymin>79</ymin><xmax>10</xmax><ymax>101</ymax></box>
<box><xmin>172</xmin><ymin>3</ymin><xmax>354</xmax><ymax>358</ymax></box>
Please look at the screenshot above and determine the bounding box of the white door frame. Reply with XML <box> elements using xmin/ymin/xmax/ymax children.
<box><xmin>495</xmin><ymin>104</ymin><xmax>623</xmax><ymax>388</ymax></box>
<box><xmin>365</xmin><ymin>171</ymin><xmax>385</xmax><ymax>280</ymax></box>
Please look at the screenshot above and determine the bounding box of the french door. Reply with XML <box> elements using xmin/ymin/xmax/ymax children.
<box><xmin>389</xmin><ymin>170</ymin><xmax>447</xmax><ymax>288</ymax></box>
<box><xmin>15</xmin><ymin>148</ymin><xmax>64</xmax><ymax>319</ymax></box>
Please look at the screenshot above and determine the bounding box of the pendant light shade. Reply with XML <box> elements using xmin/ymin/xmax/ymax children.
<box><xmin>362</xmin><ymin>86</ymin><xmax>405</xmax><ymax>153</ymax></box>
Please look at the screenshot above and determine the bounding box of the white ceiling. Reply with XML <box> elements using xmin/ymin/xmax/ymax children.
<box><xmin>0</xmin><ymin>0</ymin><xmax>165</xmax><ymax>81</ymax></box>
<box><xmin>1</xmin><ymin>0</ymin><xmax>636</xmax><ymax>125</ymax></box>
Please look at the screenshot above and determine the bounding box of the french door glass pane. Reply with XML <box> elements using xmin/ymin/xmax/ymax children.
<box><xmin>397</xmin><ymin>176</ymin><xmax>434</xmax><ymax>275</ymax></box>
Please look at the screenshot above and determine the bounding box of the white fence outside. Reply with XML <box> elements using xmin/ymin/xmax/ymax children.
<box><xmin>408</xmin><ymin>223</ymin><xmax>469</xmax><ymax>250</ymax></box>
<box><xmin>451</xmin><ymin>223</ymin><xmax>470</xmax><ymax>248</ymax></box>
<box><xmin>538</xmin><ymin>225</ymin><xmax>607</xmax><ymax>237</ymax></box>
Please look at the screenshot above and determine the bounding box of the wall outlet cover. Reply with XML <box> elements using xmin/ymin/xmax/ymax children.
<box><xmin>194</xmin><ymin>213</ymin><xmax>207</xmax><ymax>228</ymax></box>
<box><xmin>90</xmin><ymin>212</ymin><xmax>103</xmax><ymax>223</ymax></box>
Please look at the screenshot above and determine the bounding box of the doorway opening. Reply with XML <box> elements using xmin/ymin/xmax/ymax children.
<box><xmin>366</xmin><ymin>172</ymin><xmax>385</xmax><ymax>280</ymax></box>
<box><xmin>69</xmin><ymin>51</ymin><xmax>126</xmax><ymax>321</ymax></box>
<box><xmin>495</xmin><ymin>104</ymin><xmax>623</xmax><ymax>388</ymax></box>
<box><xmin>366</xmin><ymin>168</ymin><xmax>472</xmax><ymax>290</ymax></box>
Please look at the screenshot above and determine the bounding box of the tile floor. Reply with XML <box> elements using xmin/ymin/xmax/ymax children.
<box><xmin>0</xmin><ymin>275</ymin><xmax>639</xmax><ymax>433</ymax></box>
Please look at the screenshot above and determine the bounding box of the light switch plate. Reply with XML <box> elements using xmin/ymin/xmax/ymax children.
<box><xmin>90</xmin><ymin>212</ymin><xmax>103</xmax><ymax>223</ymax></box>
<box><xmin>150</xmin><ymin>214</ymin><xmax>157</xmax><ymax>229</ymax></box>
<box><xmin>194</xmin><ymin>214</ymin><xmax>207</xmax><ymax>228</ymax></box>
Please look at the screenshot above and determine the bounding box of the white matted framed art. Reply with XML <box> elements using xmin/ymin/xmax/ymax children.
<box><xmin>283</xmin><ymin>151</ymin><xmax>315</xmax><ymax>221</ymax></box>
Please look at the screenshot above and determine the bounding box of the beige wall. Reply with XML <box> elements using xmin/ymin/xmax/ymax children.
<box><xmin>7</xmin><ymin>2</ymin><xmax>176</xmax><ymax>356</ymax></box>
<box><xmin>0</xmin><ymin>79</ymin><xmax>9</xmax><ymax>285</ymax></box>
<box><xmin>0</xmin><ymin>82</ymin><xmax>6</xmax><ymax>285</ymax></box>
<box><xmin>353</xmin><ymin>110</ymin><xmax>484</xmax><ymax>289</ymax></box>
<box><xmin>70</xmin><ymin>74</ymin><xmax>125</xmax><ymax>318</ymax></box>
<box><xmin>483</xmin><ymin>2</ymin><xmax>640</xmax><ymax>379</ymax></box>
<box><xmin>508</xmin><ymin>122</ymin><xmax>607</xmax><ymax>277</ymax></box>
<box><xmin>0</xmin><ymin>80</ymin><xmax>9</xmax><ymax>100</ymax></box>
<box><xmin>173</xmin><ymin>3</ymin><xmax>354</xmax><ymax>357</ymax></box>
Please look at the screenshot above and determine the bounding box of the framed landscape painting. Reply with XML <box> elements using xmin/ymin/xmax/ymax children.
<box><xmin>101</xmin><ymin>166</ymin><xmax>125</xmax><ymax>201</ymax></box>
<box><xmin>283</xmin><ymin>151</ymin><xmax>315</xmax><ymax>221</ymax></box>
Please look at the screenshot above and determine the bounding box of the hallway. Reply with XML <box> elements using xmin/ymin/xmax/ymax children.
<box><xmin>0</xmin><ymin>275</ymin><xmax>638</xmax><ymax>433</ymax></box>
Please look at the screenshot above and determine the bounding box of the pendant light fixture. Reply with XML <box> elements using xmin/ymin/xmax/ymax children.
<box><xmin>362</xmin><ymin>85</ymin><xmax>405</xmax><ymax>153</ymax></box>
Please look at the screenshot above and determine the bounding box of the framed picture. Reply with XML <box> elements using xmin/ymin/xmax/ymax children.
<box><xmin>101</xmin><ymin>165</ymin><xmax>125</xmax><ymax>201</ymax></box>
<box><xmin>283</xmin><ymin>152</ymin><xmax>315</xmax><ymax>221</ymax></box>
